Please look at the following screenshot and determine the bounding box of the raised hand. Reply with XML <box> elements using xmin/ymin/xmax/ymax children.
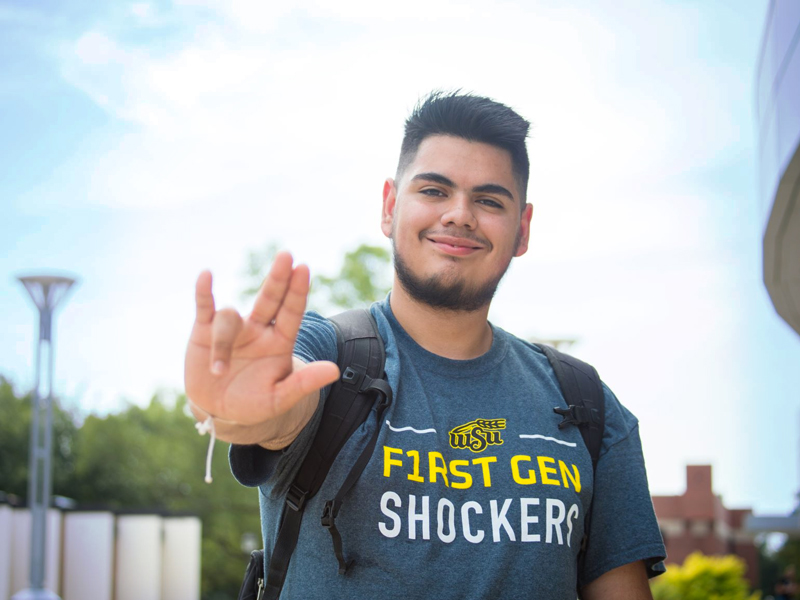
<box><xmin>184</xmin><ymin>252</ymin><xmax>340</xmax><ymax>444</ymax></box>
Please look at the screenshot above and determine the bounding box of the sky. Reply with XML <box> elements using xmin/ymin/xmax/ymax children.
<box><xmin>2</xmin><ymin>0</ymin><xmax>800</xmax><ymax>517</ymax></box>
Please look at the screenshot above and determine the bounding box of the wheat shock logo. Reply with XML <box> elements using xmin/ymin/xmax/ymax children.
<box><xmin>449</xmin><ymin>419</ymin><xmax>506</xmax><ymax>453</ymax></box>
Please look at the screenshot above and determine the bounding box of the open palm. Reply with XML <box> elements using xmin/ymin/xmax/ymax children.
<box><xmin>184</xmin><ymin>252</ymin><xmax>339</xmax><ymax>428</ymax></box>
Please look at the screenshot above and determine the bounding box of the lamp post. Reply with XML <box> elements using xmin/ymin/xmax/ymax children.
<box><xmin>12</xmin><ymin>275</ymin><xmax>77</xmax><ymax>600</ymax></box>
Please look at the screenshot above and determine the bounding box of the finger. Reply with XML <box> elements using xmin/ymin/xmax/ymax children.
<box><xmin>195</xmin><ymin>271</ymin><xmax>216</xmax><ymax>324</ymax></box>
<box><xmin>272</xmin><ymin>264</ymin><xmax>311</xmax><ymax>343</ymax></box>
<box><xmin>249</xmin><ymin>251</ymin><xmax>294</xmax><ymax>326</ymax></box>
<box><xmin>210</xmin><ymin>308</ymin><xmax>244</xmax><ymax>375</ymax></box>
<box><xmin>272</xmin><ymin>360</ymin><xmax>340</xmax><ymax>412</ymax></box>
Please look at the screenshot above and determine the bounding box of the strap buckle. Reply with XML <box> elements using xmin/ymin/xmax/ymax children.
<box><xmin>553</xmin><ymin>405</ymin><xmax>599</xmax><ymax>429</ymax></box>
<box><xmin>341</xmin><ymin>366</ymin><xmax>365</xmax><ymax>390</ymax></box>
<box><xmin>321</xmin><ymin>500</ymin><xmax>337</xmax><ymax>529</ymax></box>
<box><xmin>285</xmin><ymin>484</ymin><xmax>308</xmax><ymax>512</ymax></box>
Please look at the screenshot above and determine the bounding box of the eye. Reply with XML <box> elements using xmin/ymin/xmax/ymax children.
<box><xmin>478</xmin><ymin>198</ymin><xmax>503</xmax><ymax>209</ymax></box>
<box><xmin>420</xmin><ymin>188</ymin><xmax>446</xmax><ymax>197</ymax></box>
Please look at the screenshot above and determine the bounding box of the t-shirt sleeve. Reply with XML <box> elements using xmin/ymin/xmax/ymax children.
<box><xmin>228</xmin><ymin>311</ymin><xmax>338</xmax><ymax>489</ymax></box>
<box><xmin>579</xmin><ymin>384</ymin><xmax>666</xmax><ymax>586</ymax></box>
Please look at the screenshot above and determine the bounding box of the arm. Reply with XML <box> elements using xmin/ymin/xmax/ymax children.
<box><xmin>184</xmin><ymin>252</ymin><xmax>340</xmax><ymax>448</ymax></box>
<box><xmin>580</xmin><ymin>560</ymin><xmax>653</xmax><ymax>600</ymax></box>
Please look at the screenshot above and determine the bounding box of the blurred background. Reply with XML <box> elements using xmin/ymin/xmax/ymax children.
<box><xmin>2</xmin><ymin>0</ymin><xmax>800</xmax><ymax>598</ymax></box>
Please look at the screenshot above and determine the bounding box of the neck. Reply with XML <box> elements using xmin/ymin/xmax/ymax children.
<box><xmin>389</xmin><ymin>280</ymin><xmax>494</xmax><ymax>360</ymax></box>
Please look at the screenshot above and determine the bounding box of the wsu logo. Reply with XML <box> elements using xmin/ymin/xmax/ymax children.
<box><xmin>448</xmin><ymin>419</ymin><xmax>506</xmax><ymax>453</ymax></box>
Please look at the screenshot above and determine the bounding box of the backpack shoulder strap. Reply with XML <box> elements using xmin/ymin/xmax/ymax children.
<box><xmin>535</xmin><ymin>344</ymin><xmax>604</xmax><ymax>469</ymax></box>
<box><xmin>535</xmin><ymin>343</ymin><xmax>605</xmax><ymax>582</ymax></box>
<box><xmin>263</xmin><ymin>308</ymin><xmax>389</xmax><ymax>599</ymax></box>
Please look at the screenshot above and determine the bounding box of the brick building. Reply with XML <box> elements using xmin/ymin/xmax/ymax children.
<box><xmin>651</xmin><ymin>465</ymin><xmax>758</xmax><ymax>586</ymax></box>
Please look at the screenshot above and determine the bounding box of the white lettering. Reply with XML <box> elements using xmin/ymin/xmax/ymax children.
<box><xmin>408</xmin><ymin>494</ymin><xmax>430</xmax><ymax>540</ymax></box>
<box><xmin>378</xmin><ymin>494</ymin><xmax>579</xmax><ymax>545</ymax></box>
<box><xmin>437</xmin><ymin>498</ymin><xmax>456</xmax><ymax>544</ymax></box>
<box><xmin>490</xmin><ymin>499</ymin><xmax>516</xmax><ymax>542</ymax></box>
<box><xmin>546</xmin><ymin>499</ymin><xmax>566</xmax><ymax>545</ymax></box>
<box><xmin>461</xmin><ymin>501</ymin><xmax>485</xmax><ymax>544</ymax></box>
<box><xmin>566</xmin><ymin>503</ymin><xmax>580</xmax><ymax>548</ymax></box>
<box><xmin>378</xmin><ymin>491</ymin><xmax>402</xmax><ymax>538</ymax></box>
<box><xmin>520</xmin><ymin>498</ymin><xmax>541</xmax><ymax>542</ymax></box>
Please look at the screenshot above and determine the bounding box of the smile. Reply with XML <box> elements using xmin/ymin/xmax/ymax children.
<box><xmin>427</xmin><ymin>235</ymin><xmax>485</xmax><ymax>256</ymax></box>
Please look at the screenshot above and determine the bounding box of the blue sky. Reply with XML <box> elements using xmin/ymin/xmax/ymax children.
<box><xmin>3</xmin><ymin>0</ymin><xmax>800</xmax><ymax>517</ymax></box>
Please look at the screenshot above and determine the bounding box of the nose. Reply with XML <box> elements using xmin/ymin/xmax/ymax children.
<box><xmin>440</xmin><ymin>194</ymin><xmax>477</xmax><ymax>230</ymax></box>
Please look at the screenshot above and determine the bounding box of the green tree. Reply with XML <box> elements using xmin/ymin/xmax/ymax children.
<box><xmin>0</xmin><ymin>376</ymin><xmax>78</xmax><ymax>500</ymax></box>
<box><xmin>758</xmin><ymin>537</ymin><xmax>783</xmax><ymax>595</ymax></box>
<box><xmin>651</xmin><ymin>552</ymin><xmax>760</xmax><ymax>600</ymax></box>
<box><xmin>311</xmin><ymin>244</ymin><xmax>392</xmax><ymax>310</ymax></box>
<box><xmin>241</xmin><ymin>242</ymin><xmax>392</xmax><ymax>311</ymax></box>
<box><xmin>240</xmin><ymin>242</ymin><xmax>280</xmax><ymax>301</ymax></box>
<box><xmin>777</xmin><ymin>537</ymin><xmax>800</xmax><ymax>571</ymax></box>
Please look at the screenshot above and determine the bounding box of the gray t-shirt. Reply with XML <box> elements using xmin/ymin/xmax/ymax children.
<box><xmin>230</xmin><ymin>298</ymin><xmax>666</xmax><ymax>599</ymax></box>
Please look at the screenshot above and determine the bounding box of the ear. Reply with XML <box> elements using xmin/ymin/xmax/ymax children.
<box><xmin>513</xmin><ymin>202</ymin><xmax>533</xmax><ymax>257</ymax></box>
<box><xmin>381</xmin><ymin>178</ymin><xmax>397</xmax><ymax>239</ymax></box>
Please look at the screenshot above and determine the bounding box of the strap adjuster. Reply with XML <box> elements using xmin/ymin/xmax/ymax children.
<box><xmin>553</xmin><ymin>405</ymin><xmax>599</xmax><ymax>429</ymax></box>
<box><xmin>321</xmin><ymin>500</ymin><xmax>334</xmax><ymax>528</ymax></box>
<box><xmin>285</xmin><ymin>484</ymin><xmax>308</xmax><ymax>512</ymax></box>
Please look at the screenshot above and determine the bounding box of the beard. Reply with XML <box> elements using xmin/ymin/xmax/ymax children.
<box><xmin>392</xmin><ymin>241</ymin><xmax>512</xmax><ymax>312</ymax></box>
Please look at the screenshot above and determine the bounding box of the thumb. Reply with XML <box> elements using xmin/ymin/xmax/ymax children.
<box><xmin>272</xmin><ymin>360</ymin><xmax>340</xmax><ymax>414</ymax></box>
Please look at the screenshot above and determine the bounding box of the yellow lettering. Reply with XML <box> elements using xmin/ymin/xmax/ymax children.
<box><xmin>538</xmin><ymin>456</ymin><xmax>560</xmax><ymax>486</ymax></box>
<box><xmin>511</xmin><ymin>455</ymin><xmax>537</xmax><ymax>485</ymax></box>
<box><xmin>449</xmin><ymin>459</ymin><xmax>473</xmax><ymax>489</ymax></box>
<box><xmin>472</xmin><ymin>456</ymin><xmax>497</xmax><ymax>487</ymax></box>
<box><xmin>428</xmin><ymin>452</ymin><xmax>449</xmax><ymax>487</ymax></box>
<box><xmin>406</xmin><ymin>450</ymin><xmax>425</xmax><ymax>482</ymax></box>
<box><xmin>559</xmin><ymin>460</ymin><xmax>581</xmax><ymax>493</ymax></box>
<box><xmin>383</xmin><ymin>446</ymin><xmax>403</xmax><ymax>478</ymax></box>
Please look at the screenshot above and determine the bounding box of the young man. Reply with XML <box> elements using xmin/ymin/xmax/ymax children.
<box><xmin>185</xmin><ymin>92</ymin><xmax>666</xmax><ymax>599</ymax></box>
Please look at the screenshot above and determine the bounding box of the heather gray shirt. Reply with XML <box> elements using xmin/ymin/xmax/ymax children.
<box><xmin>230</xmin><ymin>298</ymin><xmax>665</xmax><ymax>599</ymax></box>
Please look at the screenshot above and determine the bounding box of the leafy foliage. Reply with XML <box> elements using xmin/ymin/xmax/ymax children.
<box><xmin>650</xmin><ymin>552</ymin><xmax>761</xmax><ymax>600</ymax></box>
<box><xmin>0</xmin><ymin>376</ymin><xmax>78</xmax><ymax>501</ymax></box>
<box><xmin>776</xmin><ymin>537</ymin><xmax>800</xmax><ymax>572</ymax></box>
<box><xmin>242</xmin><ymin>242</ymin><xmax>392</xmax><ymax>312</ymax></box>
<box><xmin>311</xmin><ymin>244</ymin><xmax>392</xmax><ymax>311</ymax></box>
<box><xmin>240</xmin><ymin>242</ymin><xmax>280</xmax><ymax>302</ymax></box>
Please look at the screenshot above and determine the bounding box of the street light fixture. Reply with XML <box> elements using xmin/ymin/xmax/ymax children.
<box><xmin>12</xmin><ymin>274</ymin><xmax>77</xmax><ymax>600</ymax></box>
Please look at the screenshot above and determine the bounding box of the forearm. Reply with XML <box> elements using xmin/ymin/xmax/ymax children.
<box><xmin>580</xmin><ymin>560</ymin><xmax>653</xmax><ymax>600</ymax></box>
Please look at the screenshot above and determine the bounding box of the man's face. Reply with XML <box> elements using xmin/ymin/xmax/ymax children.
<box><xmin>381</xmin><ymin>135</ymin><xmax>532</xmax><ymax>312</ymax></box>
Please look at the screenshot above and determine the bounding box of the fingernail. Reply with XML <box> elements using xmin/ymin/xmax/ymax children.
<box><xmin>212</xmin><ymin>361</ymin><xmax>225</xmax><ymax>375</ymax></box>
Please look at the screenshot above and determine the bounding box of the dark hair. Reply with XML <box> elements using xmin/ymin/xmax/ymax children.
<box><xmin>396</xmin><ymin>91</ymin><xmax>531</xmax><ymax>202</ymax></box>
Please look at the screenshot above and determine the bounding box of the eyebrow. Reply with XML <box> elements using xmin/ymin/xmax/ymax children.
<box><xmin>412</xmin><ymin>172</ymin><xmax>456</xmax><ymax>187</ymax></box>
<box><xmin>472</xmin><ymin>183</ymin><xmax>515</xmax><ymax>202</ymax></box>
<box><xmin>411</xmin><ymin>172</ymin><xmax>516</xmax><ymax>202</ymax></box>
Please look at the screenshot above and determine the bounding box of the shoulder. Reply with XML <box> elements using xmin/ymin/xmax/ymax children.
<box><xmin>500</xmin><ymin>331</ymin><xmax>640</xmax><ymax>455</ymax></box>
<box><xmin>295</xmin><ymin>311</ymin><xmax>338</xmax><ymax>364</ymax></box>
<box><xmin>598</xmin><ymin>382</ymin><xmax>639</xmax><ymax>456</ymax></box>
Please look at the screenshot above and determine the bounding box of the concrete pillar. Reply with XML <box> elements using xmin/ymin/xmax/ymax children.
<box><xmin>115</xmin><ymin>515</ymin><xmax>163</xmax><ymax>600</ymax></box>
<box><xmin>161</xmin><ymin>517</ymin><xmax>202</xmax><ymax>600</ymax></box>
<box><xmin>62</xmin><ymin>512</ymin><xmax>114</xmax><ymax>600</ymax></box>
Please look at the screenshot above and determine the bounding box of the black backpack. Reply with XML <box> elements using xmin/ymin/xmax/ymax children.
<box><xmin>238</xmin><ymin>308</ymin><xmax>605</xmax><ymax>600</ymax></box>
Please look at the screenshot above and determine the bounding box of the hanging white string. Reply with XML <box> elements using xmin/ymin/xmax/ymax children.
<box><xmin>195</xmin><ymin>416</ymin><xmax>216</xmax><ymax>484</ymax></box>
